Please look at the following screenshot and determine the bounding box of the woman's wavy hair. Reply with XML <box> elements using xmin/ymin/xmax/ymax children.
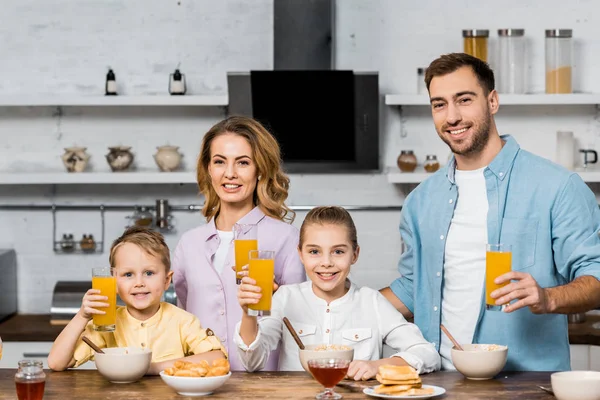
<box><xmin>197</xmin><ymin>115</ymin><xmax>295</xmax><ymax>223</ymax></box>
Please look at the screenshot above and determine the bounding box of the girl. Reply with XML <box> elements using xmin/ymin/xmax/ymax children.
<box><xmin>235</xmin><ymin>206</ymin><xmax>440</xmax><ymax>380</ymax></box>
<box><xmin>172</xmin><ymin>116</ymin><xmax>306</xmax><ymax>371</ymax></box>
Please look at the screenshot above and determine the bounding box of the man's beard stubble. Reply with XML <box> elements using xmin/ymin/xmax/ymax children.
<box><xmin>440</xmin><ymin>107</ymin><xmax>492</xmax><ymax>156</ymax></box>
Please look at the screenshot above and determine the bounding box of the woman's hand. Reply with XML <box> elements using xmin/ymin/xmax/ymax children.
<box><xmin>237</xmin><ymin>276</ymin><xmax>262</xmax><ymax>314</ymax></box>
<box><xmin>79</xmin><ymin>289</ymin><xmax>108</xmax><ymax>320</ymax></box>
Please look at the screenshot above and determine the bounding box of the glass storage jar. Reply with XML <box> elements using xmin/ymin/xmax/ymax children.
<box><xmin>424</xmin><ymin>155</ymin><xmax>440</xmax><ymax>173</ymax></box>
<box><xmin>463</xmin><ymin>29</ymin><xmax>489</xmax><ymax>62</ymax></box>
<box><xmin>397</xmin><ymin>150</ymin><xmax>417</xmax><ymax>172</ymax></box>
<box><xmin>417</xmin><ymin>68</ymin><xmax>427</xmax><ymax>94</ymax></box>
<box><xmin>15</xmin><ymin>360</ymin><xmax>46</xmax><ymax>400</ymax></box>
<box><xmin>545</xmin><ymin>29</ymin><xmax>572</xmax><ymax>94</ymax></box>
<box><xmin>497</xmin><ymin>29</ymin><xmax>526</xmax><ymax>94</ymax></box>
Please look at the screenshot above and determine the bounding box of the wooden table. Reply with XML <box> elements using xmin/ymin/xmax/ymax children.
<box><xmin>0</xmin><ymin>369</ymin><xmax>555</xmax><ymax>399</ymax></box>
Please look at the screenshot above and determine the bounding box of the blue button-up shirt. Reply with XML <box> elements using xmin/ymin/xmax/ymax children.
<box><xmin>391</xmin><ymin>135</ymin><xmax>600</xmax><ymax>371</ymax></box>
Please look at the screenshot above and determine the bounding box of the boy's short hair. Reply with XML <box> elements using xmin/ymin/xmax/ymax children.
<box><xmin>109</xmin><ymin>226</ymin><xmax>171</xmax><ymax>272</ymax></box>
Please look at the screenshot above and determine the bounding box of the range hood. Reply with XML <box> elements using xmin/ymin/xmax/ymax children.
<box><xmin>227</xmin><ymin>0</ymin><xmax>380</xmax><ymax>173</ymax></box>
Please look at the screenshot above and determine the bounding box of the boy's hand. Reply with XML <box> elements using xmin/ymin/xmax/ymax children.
<box><xmin>237</xmin><ymin>276</ymin><xmax>262</xmax><ymax>314</ymax></box>
<box><xmin>79</xmin><ymin>289</ymin><xmax>109</xmax><ymax>320</ymax></box>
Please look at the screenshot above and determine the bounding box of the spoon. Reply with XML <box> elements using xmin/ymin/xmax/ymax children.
<box><xmin>282</xmin><ymin>317</ymin><xmax>305</xmax><ymax>350</ymax></box>
<box><xmin>440</xmin><ymin>324</ymin><xmax>464</xmax><ymax>351</ymax></box>
<box><xmin>82</xmin><ymin>336</ymin><xmax>105</xmax><ymax>354</ymax></box>
<box><xmin>537</xmin><ymin>385</ymin><xmax>554</xmax><ymax>395</ymax></box>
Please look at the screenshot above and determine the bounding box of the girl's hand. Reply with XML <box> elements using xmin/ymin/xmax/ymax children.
<box><xmin>79</xmin><ymin>289</ymin><xmax>108</xmax><ymax>320</ymax></box>
<box><xmin>346</xmin><ymin>360</ymin><xmax>378</xmax><ymax>381</ymax></box>
<box><xmin>237</xmin><ymin>276</ymin><xmax>262</xmax><ymax>314</ymax></box>
<box><xmin>234</xmin><ymin>265</ymin><xmax>280</xmax><ymax>293</ymax></box>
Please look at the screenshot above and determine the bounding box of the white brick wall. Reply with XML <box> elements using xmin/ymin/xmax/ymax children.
<box><xmin>1</xmin><ymin>0</ymin><xmax>600</xmax><ymax>313</ymax></box>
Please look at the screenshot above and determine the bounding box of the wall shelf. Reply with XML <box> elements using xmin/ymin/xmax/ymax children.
<box><xmin>0</xmin><ymin>171</ymin><xmax>197</xmax><ymax>185</ymax></box>
<box><xmin>387</xmin><ymin>169</ymin><xmax>600</xmax><ymax>184</ymax></box>
<box><xmin>385</xmin><ymin>93</ymin><xmax>600</xmax><ymax>106</ymax></box>
<box><xmin>0</xmin><ymin>95</ymin><xmax>228</xmax><ymax>107</ymax></box>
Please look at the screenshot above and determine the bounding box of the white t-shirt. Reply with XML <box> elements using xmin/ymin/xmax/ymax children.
<box><xmin>234</xmin><ymin>280</ymin><xmax>441</xmax><ymax>373</ymax></box>
<box><xmin>213</xmin><ymin>230</ymin><xmax>234</xmax><ymax>275</ymax></box>
<box><xmin>440</xmin><ymin>167</ymin><xmax>488</xmax><ymax>370</ymax></box>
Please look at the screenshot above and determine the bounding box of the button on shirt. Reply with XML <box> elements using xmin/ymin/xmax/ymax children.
<box><xmin>234</xmin><ymin>280</ymin><xmax>440</xmax><ymax>373</ymax></box>
<box><xmin>390</xmin><ymin>135</ymin><xmax>600</xmax><ymax>371</ymax></box>
<box><xmin>172</xmin><ymin>207</ymin><xmax>307</xmax><ymax>371</ymax></box>
<box><xmin>72</xmin><ymin>303</ymin><xmax>226</xmax><ymax>367</ymax></box>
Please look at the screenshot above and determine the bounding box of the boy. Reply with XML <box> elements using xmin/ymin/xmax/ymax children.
<box><xmin>48</xmin><ymin>226</ymin><xmax>227</xmax><ymax>374</ymax></box>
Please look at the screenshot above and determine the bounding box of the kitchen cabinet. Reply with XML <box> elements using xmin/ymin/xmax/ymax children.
<box><xmin>570</xmin><ymin>344</ymin><xmax>600</xmax><ymax>370</ymax></box>
<box><xmin>0</xmin><ymin>341</ymin><xmax>95</xmax><ymax>370</ymax></box>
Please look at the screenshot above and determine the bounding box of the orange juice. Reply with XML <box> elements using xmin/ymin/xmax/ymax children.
<box><xmin>92</xmin><ymin>276</ymin><xmax>116</xmax><ymax>330</ymax></box>
<box><xmin>485</xmin><ymin>250</ymin><xmax>512</xmax><ymax>305</ymax></box>
<box><xmin>235</xmin><ymin>239</ymin><xmax>258</xmax><ymax>279</ymax></box>
<box><xmin>248</xmin><ymin>258</ymin><xmax>274</xmax><ymax>312</ymax></box>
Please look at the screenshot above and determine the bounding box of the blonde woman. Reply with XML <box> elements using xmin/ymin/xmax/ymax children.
<box><xmin>172</xmin><ymin>116</ymin><xmax>306</xmax><ymax>371</ymax></box>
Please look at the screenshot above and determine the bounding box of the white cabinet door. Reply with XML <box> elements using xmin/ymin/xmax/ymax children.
<box><xmin>570</xmin><ymin>344</ymin><xmax>590</xmax><ymax>370</ymax></box>
<box><xmin>590</xmin><ymin>345</ymin><xmax>600</xmax><ymax>371</ymax></box>
<box><xmin>0</xmin><ymin>342</ymin><xmax>96</xmax><ymax>370</ymax></box>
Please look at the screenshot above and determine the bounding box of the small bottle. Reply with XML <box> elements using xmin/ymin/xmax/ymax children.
<box><xmin>169</xmin><ymin>68</ymin><xmax>186</xmax><ymax>95</ymax></box>
<box><xmin>424</xmin><ymin>155</ymin><xmax>440</xmax><ymax>173</ymax></box>
<box><xmin>15</xmin><ymin>360</ymin><xmax>46</xmax><ymax>400</ymax></box>
<box><xmin>60</xmin><ymin>234</ymin><xmax>75</xmax><ymax>252</ymax></box>
<box><xmin>417</xmin><ymin>68</ymin><xmax>427</xmax><ymax>94</ymax></box>
<box><xmin>397</xmin><ymin>150</ymin><xmax>418</xmax><ymax>173</ymax></box>
<box><xmin>105</xmin><ymin>68</ymin><xmax>117</xmax><ymax>95</ymax></box>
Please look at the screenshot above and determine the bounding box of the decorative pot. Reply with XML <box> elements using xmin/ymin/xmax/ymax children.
<box><xmin>62</xmin><ymin>147</ymin><xmax>90</xmax><ymax>173</ymax></box>
<box><xmin>154</xmin><ymin>145</ymin><xmax>183</xmax><ymax>172</ymax></box>
<box><xmin>106</xmin><ymin>146</ymin><xmax>134</xmax><ymax>172</ymax></box>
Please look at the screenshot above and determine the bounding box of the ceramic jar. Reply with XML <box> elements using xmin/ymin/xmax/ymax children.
<box><xmin>106</xmin><ymin>146</ymin><xmax>134</xmax><ymax>172</ymax></box>
<box><xmin>397</xmin><ymin>150</ymin><xmax>418</xmax><ymax>172</ymax></box>
<box><xmin>61</xmin><ymin>147</ymin><xmax>90</xmax><ymax>173</ymax></box>
<box><xmin>154</xmin><ymin>145</ymin><xmax>183</xmax><ymax>172</ymax></box>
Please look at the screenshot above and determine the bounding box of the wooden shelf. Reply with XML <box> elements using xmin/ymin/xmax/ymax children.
<box><xmin>0</xmin><ymin>95</ymin><xmax>228</xmax><ymax>107</ymax></box>
<box><xmin>385</xmin><ymin>94</ymin><xmax>600</xmax><ymax>106</ymax></box>
<box><xmin>0</xmin><ymin>171</ymin><xmax>197</xmax><ymax>184</ymax></box>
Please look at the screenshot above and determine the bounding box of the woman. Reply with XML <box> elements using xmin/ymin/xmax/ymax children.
<box><xmin>172</xmin><ymin>116</ymin><xmax>306</xmax><ymax>371</ymax></box>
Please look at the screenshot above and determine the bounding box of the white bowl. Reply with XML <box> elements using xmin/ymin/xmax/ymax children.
<box><xmin>94</xmin><ymin>347</ymin><xmax>152</xmax><ymax>383</ymax></box>
<box><xmin>160</xmin><ymin>371</ymin><xmax>231</xmax><ymax>397</ymax></box>
<box><xmin>450</xmin><ymin>344</ymin><xmax>508</xmax><ymax>380</ymax></box>
<box><xmin>551</xmin><ymin>371</ymin><xmax>600</xmax><ymax>400</ymax></box>
<box><xmin>298</xmin><ymin>344</ymin><xmax>354</xmax><ymax>374</ymax></box>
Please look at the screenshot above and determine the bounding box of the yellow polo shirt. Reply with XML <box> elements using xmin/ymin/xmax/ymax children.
<box><xmin>73</xmin><ymin>302</ymin><xmax>227</xmax><ymax>367</ymax></box>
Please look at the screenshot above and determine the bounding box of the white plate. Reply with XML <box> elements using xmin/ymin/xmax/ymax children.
<box><xmin>363</xmin><ymin>384</ymin><xmax>446</xmax><ymax>399</ymax></box>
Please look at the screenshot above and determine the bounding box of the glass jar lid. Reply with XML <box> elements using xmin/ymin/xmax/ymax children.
<box><xmin>426</xmin><ymin>155</ymin><xmax>438</xmax><ymax>160</ymax></box>
<box><xmin>417</xmin><ymin>67</ymin><xmax>426</xmax><ymax>75</ymax></box>
<box><xmin>545</xmin><ymin>29</ymin><xmax>572</xmax><ymax>38</ymax></box>
<box><xmin>401</xmin><ymin>150</ymin><xmax>414</xmax><ymax>155</ymax></box>
<box><xmin>498</xmin><ymin>29</ymin><xmax>525</xmax><ymax>37</ymax></box>
<box><xmin>462</xmin><ymin>29</ymin><xmax>489</xmax><ymax>38</ymax></box>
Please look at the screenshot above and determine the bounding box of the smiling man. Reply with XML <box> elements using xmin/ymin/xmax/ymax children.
<box><xmin>380</xmin><ymin>53</ymin><xmax>600</xmax><ymax>371</ymax></box>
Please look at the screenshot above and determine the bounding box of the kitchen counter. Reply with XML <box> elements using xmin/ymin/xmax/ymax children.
<box><xmin>3</xmin><ymin>312</ymin><xmax>600</xmax><ymax>345</ymax></box>
<box><xmin>0</xmin><ymin>370</ymin><xmax>554</xmax><ymax>399</ymax></box>
<box><xmin>0</xmin><ymin>314</ymin><xmax>63</xmax><ymax>341</ymax></box>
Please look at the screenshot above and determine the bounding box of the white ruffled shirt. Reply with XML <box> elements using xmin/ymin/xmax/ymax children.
<box><xmin>234</xmin><ymin>280</ymin><xmax>441</xmax><ymax>373</ymax></box>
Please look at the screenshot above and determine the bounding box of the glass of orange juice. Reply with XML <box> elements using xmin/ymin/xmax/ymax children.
<box><xmin>486</xmin><ymin>244</ymin><xmax>512</xmax><ymax>311</ymax></box>
<box><xmin>234</xmin><ymin>223</ymin><xmax>258</xmax><ymax>284</ymax></box>
<box><xmin>92</xmin><ymin>267</ymin><xmax>116</xmax><ymax>331</ymax></box>
<box><xmin>248</xmin><ymin>250</ymin><xmax>275</xmax><ymax>317</ymax></box>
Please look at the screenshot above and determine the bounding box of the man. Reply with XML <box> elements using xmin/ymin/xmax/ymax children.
<box><xmin>380</xmin><ymin>52</ymin><xmax>600</xmax><ymax>371</ymax></box>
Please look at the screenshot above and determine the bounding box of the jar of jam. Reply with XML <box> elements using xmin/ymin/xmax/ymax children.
<box><xmin>15</xmin><ymin>360</ymin><xmax>46</xmax><ymax>400</ymax></box>
<box><xmin>424</xmin><ymin>155</ymin><xmax>440</xmax><ymax>173</ymax></box>
<box><xmin>397</xmin><ymin>150</ymin><xmax>417</xmax><ymax>172</ymax></box>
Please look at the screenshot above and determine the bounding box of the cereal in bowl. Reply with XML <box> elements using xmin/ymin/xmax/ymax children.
<box><xmin>163</xmin><ymin>359</ymin><xmax>230</xmax><ymax>377</ymax></box>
